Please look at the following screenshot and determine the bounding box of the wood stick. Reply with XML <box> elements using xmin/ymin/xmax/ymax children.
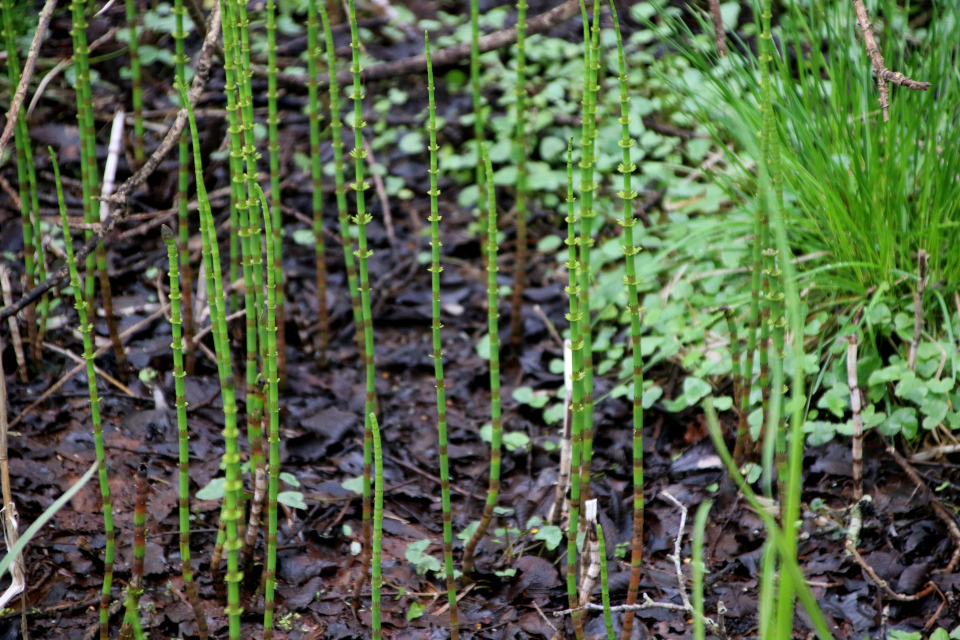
<box><xmin>847</xmin><ymin>335</ymin><xmax>864</xmax><ymax>500</ymax></box>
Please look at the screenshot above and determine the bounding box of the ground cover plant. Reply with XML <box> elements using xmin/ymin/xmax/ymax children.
<box><xmin>1</xmin><ymin>0</ymin><xmax>960</xmax><ymax>638</ymax></box>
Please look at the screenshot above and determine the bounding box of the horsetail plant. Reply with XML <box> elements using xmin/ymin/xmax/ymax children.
<box><xmin>161</xmin><ymin>224</ymin><xmax>209</xmax><ymax>640</ymax></box>
<box><xmin>462</xmin><ymin>144</ymin><xmax>503</xmax><ymax>575</ymax></box>
<box><xmin>607</xmin><ymin>5</ymin><xmax>645</xmax><ymax>637</ymax></box>
<box><xmin>563</xmin><ymin>140</ymin><xmax>585</xmax><ymax>640</ymax></box>
<box><xmin>597</xmin><ymin>523</ymin><xmax>615</xmax><ymax>640</ymax></box>
<box><xmin>347</xmin><ymin>0</ymin><xmax>378</xmax><ymax>602</ymax></box>
<box><xmin>125</xmin><ymin>0</ymin><xmax>144</xmax><ymax>162</ymax></box>
<box><xmin>577</xmin><ymin>0</ymin><xmax>602</xmax><ymax>514</ymax></box>
<box><xmin>179</xmin><ymin>80</ymin><xmax>243</xmax><ymax>640</ymax></box>
<box><xmin>173</xmin><ymin>0</ymin><xmax>195</xmax><ymax>373</ymax></box>
<box><xmin>425</xmin><ymin>33</ymin><xmax>459</xmax><ymax>639</ymax></box>
<box><xmin>256</xmin><ymin>185</ymin><xmax>283</xmax><ymax>640</ymax></box>
<box><xmin>508</xmin><ymin>0</ymin><xmax>529</xmax><ymax>349</ymax></box>
<box><xmin>71</xmin><ymin>0</ymin><xmax>129</xmax><ymax>383</ymax></box>
<box><xmin>119</xmin><ymin>463</ymin><xmax>147</xmax><ymax>640</ymax></box>
<box><xmin>52</xmin><ymin>150</ymin><xmax>115</xmax><ymax>640</ymax></box>
<box><xmin>319</xmin><ymin>0</ymin><xmax>365</xmax><ymax>357</ymax></box>
<box><xmin>306</xmin><ymin>0</ymin><xmax>329</xmax><ymax>363</ymax></box>
<box><xmin>470</xmin><ymin>0</ymin><xmax>487</xmax><ymax>266</ymax></box>
<box><xmin>371</xmin><ymin>413</ymin><xmax>385</xmax><ymax>640</ymax></box>
<box><xmin>266</xmin><ymin>0</ymin><xmax>287</xmax><ymax>384</ymax></box>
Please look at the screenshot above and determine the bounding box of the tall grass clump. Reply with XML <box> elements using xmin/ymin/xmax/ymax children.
<box><xmin>508</xmin><ymin>0</ymin><xmax>529</xmax><ymax>349</ymax></box>
<box><xmin>319</xmin><ymin>0</ymin><xmax>365</xmax><ymax>357</ymax></box>
<box><xmin>346</xmin><ymin>0</ymin><xmax>379</xmax><ymax>602</ymax></box>
<box><xmin>179</xmin><ymin>80</ymin><xmax>243</xmax><ymax>640</ymax></box>
<box><xmin>424</xmin><ymin>32</ymin><xmax>459</xmax><ymax>639</ymax></box>
<box><xmin>462</xmin><ymin>144</ymin><xmax>503</xmax><ymax>575</ymax></box>
<box><xmin>161</xmin><ymin>224</ymin><xmax>208</xmax><ymax>639</ymax></box>
<box><xmin>173</xmin><ymin>0</ymin><xmax>195</xmax><ymax>372</ymax></box>
<box><xmin>305</xmin><ymin>0</ymin><xmax>328</xmax><ymax>363</ymax></box>
<box><xmin>52</xmin><ymin>150</ymin><xmax>115</xmax><ymax>640</ymax></box>
<box><xmin>125</xmin><ymin>0</ymin><xmax>143</xmax><ymax>162</ymax></box>
<box><xmin>608</xmin><ymin>4</ymin><xmax>644</xmax><ymax>637</ymax></box>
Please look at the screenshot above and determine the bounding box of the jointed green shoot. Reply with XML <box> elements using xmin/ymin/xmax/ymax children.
<box><xmin>161</xmin><ymin>224</ymin><xmax>208</xmax><ymax>640</ymax></box>
<box><xmin>691</xmin><ymin>501</ymin><xmax>712</xmax><ymax>640</ymax></box>
<box><xmin>179</xmin><ymin>80</ymin><xmax>242</xmax><ymax>640</ymax></box>
<box><xmin>597</xmin><ymin>523</ymin><xmax>614</xmax><ymax>640</ymax></box>
<box><xmin>346</xmin><ymin>0</ymin><xmax>378</xmax><ymax>603</ymax></box>
<box><xmin>318</xmin><ymin>0</ymin><xmax>365</xmax><ymax>357</ymax></box>
<box><xmin>508</xmin><ymin>0</ymin><xmax>529</xmax><ymax>349</ymax></box>
<box><xmin>119</xmin><ymin>463</ymin><xmax>147</xmax><ymax>640</ymax></box>
<box><xmin>425</xmin><ymin>33</ymin><xmax>459</xmax><ymax>639</ymax></box>
<box><xmin>125</xmin><ymin>0</ymin><xmax>143</xmax><ymax>162</ymax></box>
<box><xmin>52</xmin><ymin>150</ymin><xmax>114</xmax><ymax>640</ymax></box>
<box><xmin>563</xmin><ymin>140</ymin><xmax>585</xmax><ymax>639</ymax></box>
<box><xmin>371</xmin><ymin>414</ymin><xmax>384</xmax><ymax>640</ymax></box>
<box><xmin>608</xmin><ymin>5</ymin><xmax>644</xmax><ymax>637</ymax></box>
<box><xmin>305</xmin><ymin>0</ymin><xmax>328</xmax><ymax>363</ymax></box>
<box><xmin>173</xmin><ymin>0</ymin><xmax>195</xmax><ymax>373</ymax></box>
<box><xmin>266</xmin><ymin>0</ymin><xmax>286</xmax><ymax>385</ymax></box>
<box><xmin>462</xmin><ymin>144</ymin><xmax>503</xmax><ymax>574</ymax></box>
<box><xmin>470</xmin><ymin>0</ymin><xmax>487</xmax><ymax>267</ymax></box>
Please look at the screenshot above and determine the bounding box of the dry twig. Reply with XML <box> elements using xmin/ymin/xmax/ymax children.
<box><xmin>848</xmin><ymin>335</ymin><xmax>864</xmax><ymax>500</ymax></box>
<box><xmin>845</xmin><ymin>541</ymin><xmax>935</xmax><ymax>602</ymax></box>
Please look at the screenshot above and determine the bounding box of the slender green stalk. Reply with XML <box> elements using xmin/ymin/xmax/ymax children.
<box><xmin>371</xmin><ymin>413</ymin><xmax>384</xmax><ymax>640</ymax></box>
<box><xmin>425</xmin><ymin>33</ymin><xmax>458</xmax><ymax>639</ymax></box>
<box><xmin>125</xmin><ymin>0</ymin><xmax>143</xmax><ymax>162</ymax></box>
<box><xmin>119</xmin><ymin>463</ymin><xmax>147</xmax><ymax>640</ymax></box>
<box><xmin>470</xmin><ymin>0</ymin><xmax>487</xmax><ymax>267</ymax></box>
<box><xmin>462</xmin><ymin>144</ymin><xmax>502</xmax><ymax>574</ymax></box>
<box><xmin>162</xmin><ymin>225</ymin><xmax>209</xmax><ymax>640</ymax></box>
<box><xmin>179</xmin><ymin>80</ymin><xmax>242</xmax><ymax>640</ymax></box>
<box><xmin>608</xmin><ymin>5</ymin><xmax>644</xmax><ymax>636</ymax></box>
<box><xmin>577</xmin><ymin>0</ymin><xmax>601</xmax><ymax>513</ymax></box>
<box><xmin>306</xmin><ymin>0</ymin><xmax>329</xmax><ymax>363</ymax></box>
<box><xmin>173</xmin><ymin>0</ymin><xmax>195</xmax><ymax>373</ymax></box>
<box><xmin>508</xmin><ymin>0</ymin><xmax>529</xmax><ymax>349</ymax></box>
<box><xmin>52</xmin><ymin>150</ymin><xmax>114</xmax><ymax>640</ymax></box>
<box><xmin>563</xmin><ymin>141</ymin><xmax>585</xmax><ymax>640</ymax></box>
<box><xmin>346</xmin><ymin>0</ymin><xmax>378</xmax><ymax>603</ymax></box>
<box><xmin>266</xmin><ymin>0</ymin><xmax>286</xmax><ymax>385</ymax></box>
<box><xmin>597</xmin><ymin>524</ymin><xmax>614</xmax><ymax>640</ymax></box>
<box><xmin>257</xmin><ymin>185</ymin><xmax>282</xmax><ymax>640</ymax></box>
<box><xmin>691</xmin><ymin>501</ymin><xmax>713</xmax><ymax>640</ymax></box>
<box><xmin>724</xmin><ymin>308</ymin><xmax>743</xmax><ymax>412</ymax></box>
<box><xmin>318</xmin><ymin>0</ymin><xmax>365</xmax><ymax>357</ymax></box>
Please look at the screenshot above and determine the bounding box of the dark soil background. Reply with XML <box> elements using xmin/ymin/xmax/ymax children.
<box><xmin>2</xmin><ymin>0</ymin><xmax>960</xmax><ymax>638</ymax></box>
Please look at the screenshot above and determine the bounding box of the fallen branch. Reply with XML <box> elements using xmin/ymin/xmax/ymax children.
<box><xmin>0</xmin><ymin>4</ymin><xmax>222</xmax><ymax>323</ymax></box>
<box><xmin>850</xmin><ymin>0</ymin><xmax>931</xmax><ymax>122</ymax></box>
<box><xmin>264</xmin><ymin>0</ymin><xmax>585</xmax><ymax>92</ymax></box>
<box><xmin>845</xmin><ymin>541</ymin><xmax>935</xmax><ymax>602</ymax></box>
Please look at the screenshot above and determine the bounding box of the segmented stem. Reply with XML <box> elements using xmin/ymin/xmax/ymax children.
<box><xmin>306</xmin><ymin>0</ymin><xmax>329</xmax><ymax>363</ymax></box>
<box><xmin>577</xmin><ymin>0</ymin><xmax>601</xmax><ymax>513</ymax></box>
<box><xmin>563</xmin><ymin>141</ymin><xmax>585</xmax><ymax>639</ymax></box>
<box><xmin>470</xmin><ymin>0</ymin><xmax>487</xmax><ymax>267</ymax></box>
<box><xmin>508</xmin><ymin>0</ymin><xmax>529</xmax><ymax>349</ymax></box>
<box><xmin>608</xmin><ymin>5</ymin><xmax>644</xmax><ymax>637</ymax></box>
<box><xmin>371</xmin><ymin>413</ymin><xmax>384</xmax><ymax>640</ymax></box>
<box><xmin>266</xmin><ymin>0</ymin><xmax>286</xmax><ymax>385</ymax></box>
<box><xmin>52</xmin><ymin>151</ymin><xmax>114</xmax><ymax>640</ymax></box>
<box><xmin>462</xmin><ymin>145</ymin><xmax>503</xmax><ymax>574</ymax></box>
<box><xmin>346</xmin><ymin>0</ymin><xmax>378</xmax><ymax>604</ymax></box>
<box><xmin>173</xmin><ymin>0</ymin><xmax>195</xmax><ymax>373</ymax></box>
<box><xmin>318</xmin><ymin>0</ymin><xmax>365</xmax><ymax>357</ymax></box>
<box><xmin>125</xmin><ymin>0</ymin><xmax>143</xmax><ymax>161</ymax></box>
<box><xmin>119</xmin><ymin>463</ymin><xmax>147</xmax><ymax>640</ymax></box>
<box><xmin>425</xmin><ymin>33</ymin><xmax>459</xmax><ymax>639</ymax></box>
<box><xmin>597</xmin><ymin>524</ymin><xmax>615</xmax><ymax>640</ymax></box>
<box><xmin>161</xmin><ymin>225</ymin><xmax>208</xmax><ymax>639</ymax></box>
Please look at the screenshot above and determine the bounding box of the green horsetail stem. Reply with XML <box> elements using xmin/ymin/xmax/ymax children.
<box><xmin>266</xmin><ymin>0</ymin><xmax>287</xmax><ymax>385</ymax></box>
<box><xmin>119</xmin><ymin>463</ymin><xmax>148</xmax><ymax>640</ymax></box>
<box><xmin>347</xmin><ymin>0</ymin><xmax>378</xmax><ymax>604</ymax></box>
<box><xmin>691</xmin><ymin>500</ymin><xmax>712</xmax><ymax>640</ymax></box>
<box><xmin>597</xmin><ymin>523</ymin><xmax>615</xmax><ymax>640</ymax></box>
<box><xmin>425</xmin><ymin>33</ymin><xmax>459</xmax><ymax>639</ymax></box>
<box><xmin>161</xmin><ymin>225</ymin><xmax>209</xmax><ymax>640</ymax></box>
<box><xmin>470</xmin><ymin>0</ymin><xmax>487</xmax><ymax>267</ymax></box>
<box><xmin>173</xmin><ymin>0</ymin><xmax>195</xmax><ymax>373</ymax></box>
<box><xmin>508</xmin><ymin>0</ymin><xmax>529</xmax><ymax>349</ymax></box>
<box><xmin>52</xmin><ymin>150</ymin><xmax>114</xmax><ymax>640</ymax></box>
<box><xmin>178</xmin><ymin>80</ymin><xmax>243</xmax><ymax>640</ymax></box>
<box><xmin>318</xmin><ymin>0</ymin><xmax>365</xmax><ymax>358</ymax></box>
<box><xmin>221</xmin><ymin>0</ymin><xmax>240</xmax><ymax>317</ymax></box>
<box><xmin>256</xmin><ymin>185</ymin><xmax>283</xmax><ymax>640</ymax></box>
<box><xmin>577</xmin><ymin>0</ymin><xmax>601</xmax><ymax>514</ymax></box>
<box><xmin>462</xmin><ymin>144</ymin><xmax>503</xmax><ymax>575</ymax></box>
<box><xmin>563</xmin><ymin>140</ymin><xmax>585</xmax><ymax>639</ymax></box>
<box><xmin>608</xmin><ymin>5</ymin><xmax>645</xmax><ymax>638</ymax></box>
<box><xmin>1</xmin><ymin>0</ymin><xmax>40</xmax><ymax>365</ymax></box>
<box><xmin>125</xmin><ymin>0</ymin><xmax>143</xmax><ymax>162</ymax></box>
<box><xmin>724</xmin><ymin>308</ymin><xmax>743</xmax><ymax>413</ymax></box>
<box><xmin>371</xmin><ymin>413</ymin><xmax>384</xmax><ymax>640</ymax></box>
<box><xmin>306</xmin><ymin>0</ymin><xmax>329</xmax><ymax>363</ymax></box>
<box><xmin>71</xmin><ymin>0</ymin><xmax>128</xmax><ymax>383</ymax></box>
